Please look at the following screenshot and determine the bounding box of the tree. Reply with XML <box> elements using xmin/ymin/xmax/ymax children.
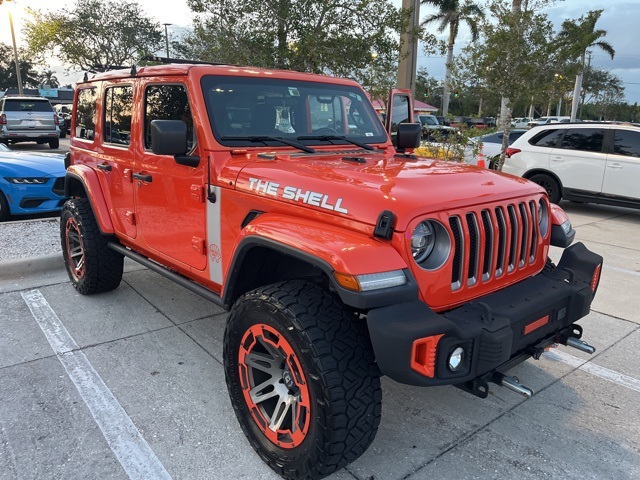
<box><xmin>420</xmin><ymin>0</ymin><xmax>485</xmax><ymax>116</ymax></box>
<box><xmin>454</xmin><ymin>0</ymin><xmax>559</xmax><ymax>169</ymax></box>
<box><xmin>23</xmin><ymin>0</ymin><xmax>163</xmax><ymax>73</ymax></box>
<box><xmin>180</xmin><ymin>0</ymin><xmax>403</xmax><ymax>86</ymax></box>
<box><xmin>558</xmin><ymin>10</ymin><xmax>615</xmax><ymax>121</ymax></box>
<box><xmin>37</xmin><ymin>69</ymin><xmax>60</xmax><ymax>88</ymax></box>
<box><xmin>0</xmin><ymin>43</ymin><xmax>40</xmax><ymax>90</ymax></box>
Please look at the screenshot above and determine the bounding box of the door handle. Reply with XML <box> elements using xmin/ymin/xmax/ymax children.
<box><xmin>97</xmin><ymin>163</ymin><xmax>112</xmax><ymax>171</ymax></box>
<box><xmin>132</xmin><ymin>172</ymin><xmax>152</xmax><ymax>182</ymax></box>
<box><xmin>551</xmin><ymin>157</ymin><xmax>564</xmax><ymax>162</ymax></box>
<box><xmin>607</xmin><ymin>163</ymin><xmax>623</xmax><ymax>169</ymax></box>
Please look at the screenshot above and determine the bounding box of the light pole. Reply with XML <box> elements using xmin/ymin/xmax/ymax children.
<box><xmin>369</xmin><ymin>51</ymin><xmax>378</xmax><ymax>92</ymax></box>
<box><xmin>162</xmin><ymin>23</ymin><xmax>172</xmax><ymax>58</ymax></box>
<box><xmin>7</xmin><ymin>1</ymin><xmax>24</xmax><ymax>95</ymax></box>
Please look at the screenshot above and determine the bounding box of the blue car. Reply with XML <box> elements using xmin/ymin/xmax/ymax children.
<box><xmin>0</xmin><ymin>143</ymin><xmax>66</xmax><ymax>221</ymax></box>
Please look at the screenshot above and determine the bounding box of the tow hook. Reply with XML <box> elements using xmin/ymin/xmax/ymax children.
<box><xmin>564</xmin><ymin>337</ymin><xmax>596</xmax><ymax>354</ymax></box>
<box><xmin>491</xmin><ymin>372</ymin><xmax>533</xmax><ymax>398</ymax></box>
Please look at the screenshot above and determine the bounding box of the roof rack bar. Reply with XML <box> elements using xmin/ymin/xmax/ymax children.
<box><xmin>140</xmin><ymin>55</ymin><xmax>228</xmax><ymax>66</ymax></box>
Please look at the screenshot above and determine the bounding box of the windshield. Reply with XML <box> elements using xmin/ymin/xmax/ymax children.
<box><xmin>201</xmin><ymin>76</ymin><xmax>387</xmax><ymax>148</ymax></box>
<box><xmin>418</xmin><ymin>115</ymin><xmax>438</xmax><ymax>126</ymax></box>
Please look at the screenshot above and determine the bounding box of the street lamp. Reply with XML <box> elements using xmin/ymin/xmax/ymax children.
<box><xmin>369</xmin><ymin>51</ymin><xmax>378</xmax><ymax>92</ymax></box>
<box><xmin>162</xmin><ymin>23</ymin><xmax>172</xmax><ymax>58</ymax></box>
<box><xmin>7</xmin><ymin>0</ymin><xmax>24</xmax><ymax>95</ymax></box>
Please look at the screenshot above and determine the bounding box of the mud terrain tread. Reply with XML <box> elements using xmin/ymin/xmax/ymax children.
<box><xmin>224</xmin><ymin>280</ymin><xmax>382</xmax><ymax>480</ymax></box>
<box><xmin>61</xmin><ymin>198</ymin><xmax>123</xmax><ymax>294</ymax></box>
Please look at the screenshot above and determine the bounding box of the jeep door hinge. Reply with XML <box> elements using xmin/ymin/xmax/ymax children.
<box><xmin>190</xmin><ymin>184</ymin><xmax>205</xmax><ymax>203</ymax></box>
<box><xmin>125</xmin><ymin>211</ymin><xmax>136</xmax><ymax>225</ymax></box>
<box><xmin>191</xmin><ymin>236</ymin><xmax>206</xmax><ymax>255</ymax></box>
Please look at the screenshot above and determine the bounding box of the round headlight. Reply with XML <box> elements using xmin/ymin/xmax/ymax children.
<box><xmin>538</xmin><ymin>199</ymin><xmax>549</xmax><ymax>237</ymax></box>
<box><xmin>448</xmin><ymin>347</ymin><xmax>464</xmax><ymax>371</ymax></box>
<box><xmin>411</xmin><ymin>221</ymin><xmax>436</xmax><ymax>263</ymax></box>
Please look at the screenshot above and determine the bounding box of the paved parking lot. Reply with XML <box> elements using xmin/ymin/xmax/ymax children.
<box><xmin>1</xmin><ymin>201</ymin><xmax>639</xmax><ymax>479</ymax></box>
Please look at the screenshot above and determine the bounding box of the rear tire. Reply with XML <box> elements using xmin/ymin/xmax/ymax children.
<box><xmin>224</xmin><ymin>280</ymin><xmax>382</xmax><ymax>479</ymax></box>
<box><xmin>59</xmin><ymin>129</ymin><xmax>66</xmax><ymax>139</ymax></box>
<box><xmin>49</xmin><ymin>138</ymin><xmax>60</xmax><ymax>149</ymax></box>
<box><xmin>0</xmin><ymin>190</ymin><xmax>10</xmax><ymax>221</ymax></box>
<box><xmin>60</xmin><ymin>198</ymin><xmax>123</xmax><ymax>294</ymax></box>
<box><xmin>528</xmin><ymin>173</ymin><xmax>561</xmax><ymax>204</ymax></box>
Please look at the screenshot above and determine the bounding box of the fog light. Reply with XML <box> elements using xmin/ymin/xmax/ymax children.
<box><xmin>448</xmin><ymin>347</ymin><xmax>464</xmax><ymax>371</ymax></box>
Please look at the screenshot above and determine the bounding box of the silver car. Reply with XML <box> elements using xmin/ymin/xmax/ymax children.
<box><xmin>0</xmin><ymin>96</ymin><xmax>60</xmax><ymax>149</ymax></box>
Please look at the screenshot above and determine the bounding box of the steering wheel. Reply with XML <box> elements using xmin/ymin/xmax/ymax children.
<box><xmin>312</xmin><ymin>127</ymin><xmax>338</xmax><ymax>135</ymax></box>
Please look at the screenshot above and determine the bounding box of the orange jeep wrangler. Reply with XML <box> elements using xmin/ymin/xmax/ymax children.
<box><xmin>62</xmin><ymin>60</ymin><xmax>603</xmax><ymax>479</ymax></box>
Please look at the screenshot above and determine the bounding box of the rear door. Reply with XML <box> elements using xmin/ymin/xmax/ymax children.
<box><xmin>549</xmin><ymin>127</ymin><xmax>607</xmax><ymax>193</ymax></box>
<box><xmin>602</xmin><ymin>127</ymin><xmax>640</xmax><ymax>199</ymax></box>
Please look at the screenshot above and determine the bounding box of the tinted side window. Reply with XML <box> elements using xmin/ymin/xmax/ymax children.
<box><xmin>530</xmin><ymin>129</ymin><xmax>564</xmax><ymax>148</ymax></box>
<box><xmin>104</xmin><ymin>86</ymin><xmax>133</xmax><ymax>146</ymax></box>
<box><xmin>75</xmin><ymin>88</ymin><xmax>97</xmax><ymax>140</ymax></box>
<box><xmin>389</xmin><ymin>94</ymin><xmax>410</xmax><ymax>133</ymax></box>
<box><xmin>508</xmin><ymin>131</ymin><xmax>525</xmax><ymax>143</ymax></box>
<box><xmin>613</xmin><ymin>130</ymin><xmax>640</xmax><ymax>157</ymax></box>
<box><xmin>560</xmin><ymin>128</ymin><xmax>605</xmax><ymax>152</ymax></box>
<box><xmin>481</xmin><ymin>133</ymin><xmax>502</xmax><ymax>143</ymax></box>
<box><xmin>144</xmin><ymin>84</ymin><xmax>194</xmax><ymax>150</ymax></box>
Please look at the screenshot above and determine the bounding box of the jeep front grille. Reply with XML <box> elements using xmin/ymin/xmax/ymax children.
<box><xmin>450</xmin><ymin>200</ymin><xmax>540</xmax><ymax>291</ymax></box>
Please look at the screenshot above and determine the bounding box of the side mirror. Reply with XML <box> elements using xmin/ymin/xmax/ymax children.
<box><xmin>396</xmin><ymin>123</ymin><xmax>421</xmax><ymax>150</ymax></box>
<box><xmin>150</xmin><ymin>120</ymin><xmax>188</xmax><ymax>156</ymax></box>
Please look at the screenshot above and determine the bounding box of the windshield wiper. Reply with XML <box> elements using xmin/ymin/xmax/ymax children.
<box><xmin>220</xmin><ymin>135</ymin><xmax>316</xmax><ymax>154</ymax></box>
<box><xmin>296</xmin><ymin>135</ymin><xmax>375</xmax><ymax>151</ymax></box>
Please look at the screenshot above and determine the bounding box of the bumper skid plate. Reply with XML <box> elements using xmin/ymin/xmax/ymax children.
<box><xmin>367</xmin><ymin>242</ymin><xmax>603</xmax><ymax>392</ymax></box>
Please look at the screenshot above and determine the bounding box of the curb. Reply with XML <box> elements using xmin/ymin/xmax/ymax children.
<box><xmin>0</xmin><ymin>253</ymin><xmax>65</xmax><ymax>281</ymax></box>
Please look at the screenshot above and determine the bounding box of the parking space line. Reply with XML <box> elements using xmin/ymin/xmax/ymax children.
<box><xmin>21</xmin><ymin>289</ymin><xmax>172</xmax><ymax>480</ymax></box>
<box><xmin>544</xmin><ymin>349</ymin><xmax>640</xmax><ymax>393</ymax></box>
<box><xmin>603</xmin><ymin>265</ymin><xmax>640</xmax><ymax>277</ymax></box>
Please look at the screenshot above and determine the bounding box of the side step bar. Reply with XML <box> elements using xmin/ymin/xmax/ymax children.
<box><xmin>108</xmin><ymin>242</ymin><xmax>224</xmax><ymax>308</ymax></box>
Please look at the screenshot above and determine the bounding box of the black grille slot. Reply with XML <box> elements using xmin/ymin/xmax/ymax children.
<box><xmin>52</xmin><ymin>177</ymin><xmax>65</xmax><ymax>196</ymax></box>
<box><xmin>529</xmin><ymin>201</ymin><xmax>538</xmax><ymax>262</ymax></box>
<box><xmin>507</xmin><ymin>205</ymin><xmax>518</xmax><ymax>272</ymax></box>
<box><xmin>466</xmin><ymin>213</ymin><xmax>479</xmax><ymax>285</ymax></box>
<box><xmin>518</xmin><ymin>203</ymin><xmax>529</xmax><ymax>267</ymax></box>
<box><xmin>450</xmin><ymin>216</ymin><xmax>463</xmax><ymax>289</ymax></box>
<box><xmin>481</xmin><ymin>210</ymin><xmax>493</xmax><ymax>281</ymax></box>
<box><xmin>495</xmin><ymin>207</ymin><xmax>506</xmax><ymax>277</ymax></box>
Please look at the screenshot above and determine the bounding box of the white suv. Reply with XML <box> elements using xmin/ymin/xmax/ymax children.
<box><xmin>503</xmin><ymin>122</ymin><xmax>640</xmax><ymax>208</ymax></box>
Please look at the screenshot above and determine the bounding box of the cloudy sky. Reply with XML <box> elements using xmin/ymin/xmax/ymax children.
<box><xmin>2</xmin><ymin>0</ymin><xmax>638</xmax><ymax>103</ymax></box>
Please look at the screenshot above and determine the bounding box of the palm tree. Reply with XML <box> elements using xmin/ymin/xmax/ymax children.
<box><xmin>38</xmin><ymin>69</ymin><xmax>60</xmax><ymax>88</ymax></box>
<box><xmin>421</xmin><ymin>0</ymin><xmax>484</xmax><ymax>116</ymax></box>
<box><xmin>559</xmin><ymin>10</ymin><xmax>615</xmax><ymax>121</ymax></box>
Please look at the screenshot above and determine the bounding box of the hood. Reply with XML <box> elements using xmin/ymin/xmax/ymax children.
<box><xmin>233</xmin><ymin>150</ymin><xmax>544</xmax><ymax>231</ymax></box>
<box><xmin>0</xmin><ymin>152</ymin><xmax>66</xmax><ymax>178</ymax></box>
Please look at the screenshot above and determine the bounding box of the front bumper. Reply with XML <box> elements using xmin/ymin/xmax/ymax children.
<box><xmin>367</xmin><ymin>242</ymin><xmax>602</xmax><ymax>387</ymax></box>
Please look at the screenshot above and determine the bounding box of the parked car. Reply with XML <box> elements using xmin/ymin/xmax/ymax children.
<box><xmin>0</xmin><ymin>143</ymin><xmax>66</xmax><ymax>221</ymax></box>
<box><xmin>0</xmin><ymin>96</ymin><xmax>60</xmax><ymax>148</ymax></box>
<box><xmin>503</xmin><ymin>122</ymin><xmax>640</xmax><ymax>208</ymax></box>
<box><xmin>511</xmin><ymin>117</ymin><xmax>532</xmax><ymax>128</ymax></box>
<box><xmin>528</xmin><ymin>116</ymin><xmax>571</xmax><ymax>128</ymax></box>
<box><xmin>465</xmin><ymin>129</ymin><xmax>528</xmax><ymax>167</ymax></box>
<box><xmin>417</xmin><ymin>114</ymin><xmax>458</xmax><ymax>140</ymax></box>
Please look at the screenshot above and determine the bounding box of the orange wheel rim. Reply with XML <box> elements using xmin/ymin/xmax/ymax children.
<box><xmin>238</xmin><ymin>324</ymin><xmax>311</xmax><ymax>448</ymax></box>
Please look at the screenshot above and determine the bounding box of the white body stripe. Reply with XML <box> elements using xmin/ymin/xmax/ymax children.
<box><xmin>207</xmin><ymin>186</ymin><xmax>224</xmax><ymax>284</ymax></box>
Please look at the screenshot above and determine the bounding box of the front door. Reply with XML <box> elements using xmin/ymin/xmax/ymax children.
<box><xmin>134</xmin><ymin>83</ymin><xmax>207</xmax><ymax>270</ymax></box>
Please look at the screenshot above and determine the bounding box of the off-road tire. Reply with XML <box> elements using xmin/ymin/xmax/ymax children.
<box><xmin>60</xmin><ymin>198</ymin><xmax>123</xmax><ymax>294</ymax></box>
<box><xmin>0</xmin><ymin>190</ymin><xmax>9</xmax><ymax>221</ymax></box>
<box><xmin>49</xmin><ymin>138</ymin><xmax>60</xmax><ymax>149</ymax></box>
<box><xmin>224</xmin><ymin>280</ymin><xmax>382</xmax><ymax>480</ymax></box>
<box><xmin>529</xmin><ymin>173</ymin><xmax>561</xmax><ymax>204</ymax></box>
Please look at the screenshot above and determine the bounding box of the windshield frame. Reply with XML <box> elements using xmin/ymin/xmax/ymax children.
<box><xmin>201</xmin><ymin>75</ymin><xmax>388</xmax><ymax>149</ymax></box>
